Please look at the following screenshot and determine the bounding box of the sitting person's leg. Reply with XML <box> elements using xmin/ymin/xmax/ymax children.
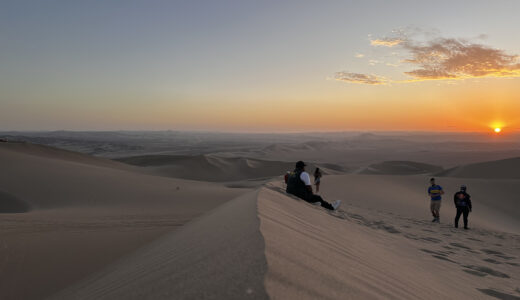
<box><xmin>309</xmin><ymin>194</ymin><xmax>334</xmax><ymax>210</ymax></box>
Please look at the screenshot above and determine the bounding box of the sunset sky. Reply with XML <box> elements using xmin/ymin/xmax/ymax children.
<box><xmin>1</xmin><ymin>0</ymin><xmax>519</xmax><ymax>132</ymax></box>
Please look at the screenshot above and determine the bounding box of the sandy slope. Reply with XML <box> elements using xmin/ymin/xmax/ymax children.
<box><xmin>437</xmin><ymin>157</ymin><xmax>520</xmax><ymax>179</ymax></box>
<box><xmin>0</xmin><ymin>143</ymin><xmax>248</xmax><ymax>299</ymax></box>
<box><xmin>49</xmin><ymin>175</ymin><xmax>519</xmax><ymax>299</ymax></box>
<box><xmin>51</xmin><ymin>190</ymin><xmax>268</xmax><ymax>300</ymax></box>
<box><xmin>318</xmin><ymin>174</ymin><xmax>519</xmax><ymax>233</ymax></box>
<box><xmin>260</xmin><ymin>184</ymin><xmax>520</xmax><ymax>299</ymax></box>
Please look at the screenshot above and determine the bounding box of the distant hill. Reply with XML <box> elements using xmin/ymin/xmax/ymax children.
<box><xmin>436</xmin><ymin>157</ymin><xmax>520</xmax><ymax>179</ymax></box>
<box><xmin>116</xmin><ymin>155</ymin><xmax>345</xmax><ymax>182</ymax></box>
<box><xmin>360</xmin><ymin>161</ymin><xmax>443</xmax><ymax>175</ymax></box>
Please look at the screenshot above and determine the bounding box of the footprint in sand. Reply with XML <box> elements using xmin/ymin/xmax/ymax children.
<box><xmin>483</xmin><ymin>258</ymin><xmax>502</xmax><ymax>265</ymax></box>
<box><xmin>477</xmin><ymin>288</ymin><xmax>520</xmax><ymax>300</ymax></box>
<box><xmin>420</xmin><ymin>237</ymin><xmax>442</xmax><ymax>243</ymax></box>
<box><xmin>463</xmin><ymin>265</ymin><xmax>510</xmax><ymax>278</ymax></box>
<box><xmin>450</xmin><ymin>243</ymin><xmax>471</xmax><ymax>250</ymax></box>
<box><xmin>432</xmin><ymin>255</ymin><xmax>458</xmax><ymax>264</ymax></box>
<box><xmin>467</xmin><ymin>237</ymin><xmax>484</xmax><ymax>242</ymax></box>
<box><xmin>482</xmin><ymin>249</ymin><xmax>503</xmax><ymax>255</ymax></box>
<box><xmin>481</xmin><ymin>249</ymin><xmax>517</xmax><ymax>261</ymax></box>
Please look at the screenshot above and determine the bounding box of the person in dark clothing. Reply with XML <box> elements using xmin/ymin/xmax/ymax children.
<box><xmin>286</xmin><ymin>161</ymin><xmax>340</xmax><ymax>210</ymax></box>
<box><xmin>454</xmin><ymin>185</ymin><xmax>472</xmax><ymax>229</ymax></box>
<box><xmin>314</xmin><ymin>167</ymin><xmax>322</xmax><ymax>193</ymax></box>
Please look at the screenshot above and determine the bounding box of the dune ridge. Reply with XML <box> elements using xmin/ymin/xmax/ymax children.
<box><xmin>437</xmin><ymin>157</ymin><xmax>520</xmax><ymax>179</ymax></box>
<box><xmin>115</xmin><ymin>154</ymin><xmax>344</xmax><ymax>182</ymax></box>
<box><xmin>0</xmin><ymin>190</ymin><xmax>30</xmax><ymax>213</ymax></box>
<box><xmin>360</xmin><ymin>160</ymin><xmax>443</xmax><ymax>175</ymax></box>
<box><xmin>51</xmin><ymin>190</ymin><xmax>269</xmax><ymax>300</ymax></box>
<box><xmin>52</xmin><ymin>183</ymin><xmax>520</xmax><ymax>299</ymax></box>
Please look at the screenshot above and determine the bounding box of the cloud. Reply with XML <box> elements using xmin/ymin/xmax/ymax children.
<box><xmin>336</xmin><ymin>30</ymin><xmax>520</xmax><ymax>85</ymax></box>
<box><xmin>334</xmin><ymin>72</ymin><xmax>387</xmax><ymax>85</ymax></box>
<box><xmin>370</xmin><ymin>38</ymin><xmax>404</xmax><ymax>47</ymax></box>
<box><xmin>355</xmin><ymin>53</ymin><xmax>365</xmax><ymax>58</ymax></box>
<box><xmin>401</xmin><ymin>38</ymin><xmax>520</xmax><ymax>80</ymax></box>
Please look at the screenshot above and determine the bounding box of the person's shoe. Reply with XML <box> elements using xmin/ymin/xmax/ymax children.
<box><xmin>313</xmin><ymin>201</ymin><xmax>321</xmax><ymax>206</ymax></box>
<box><xmin>464</xmin><ymin>227</ymin><xmax>469</xmax><ymax>230</ymax></box>
<box><xmin>432</xmin><ymin>218</ymin><xmax>437</xmax><ymax>222</ymax></box>
<box><xmin>331</xmin><ymin>200</ymin><xmax>341</xmax><ymax>210</ymax></box>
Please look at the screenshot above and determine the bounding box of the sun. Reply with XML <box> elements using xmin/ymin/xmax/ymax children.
<box><xmin>494</xmin><ymin>127</ymin><xmax>501</xmax><ymax>133</ymax></box>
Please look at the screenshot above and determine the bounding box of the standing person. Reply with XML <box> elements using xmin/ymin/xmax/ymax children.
<box><xmin>314</xmin><ymin>167</ymin><xmax>322</xmax><ymax>193</ymax></box>
<box><xmin>428</xmin><ymin>178</ymin><xmax>444</xmax><ymax>223</ymax></box>
<box><xmin>454</xmin><ymin>185</ymin><xmax>472</xmax><ymax>229</ymax></box>
<box><xmin>286</xmin><ymin>161</ymin><xmax>340</xmax><ymax>210</ymax></box>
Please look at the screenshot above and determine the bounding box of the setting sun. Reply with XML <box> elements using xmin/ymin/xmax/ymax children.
<box><xmin>494</xmin><ymin>127</ymin><xmax>502</xmax><ymax>133</ymax></box>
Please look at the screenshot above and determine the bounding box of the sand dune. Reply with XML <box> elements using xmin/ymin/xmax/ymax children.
<box><xmin>0</xmin><ymin>190</ymin><xmax>30</xmax><ymax>213</ymax></box>
<box><xmin>116</xmin><ymin>154</ymin><xmax>343</xmax><ymax>182</ymax></box>
<box><xmin>0</xmin><ymin>141</ymin><xmax>134</xmax><ymax>170</ymax></box>
<box><xmin>360</xmin><ymin>160</ymin><xmax>443</xmax><ymax>175</ymax></box>
<box><xmin>3</xmin><ymin>140</ymin><xmax>520</xmax><ymax>299</ymax></box>
<box><xmin>52</xmin><ymin>191</ymin><xmax>268</xmax><ymax>300</ymax></box>
<box><xmin>0</xmin><ymin>142</ymin><xmax>248</xmax><ymax>299</ymax></box>
<box><xmin>319</xmin><ymin>174</ymin><xmax>519</xmax><ymax>233</ymax></box>
<box><xmin>49</xmin><ymin>175</ymin><xmax>519</xmax><ymax>299</ymax></box>
<box><xmin>260</xmin><ymin>184</ymin><xmax>519</xmax><ymax>299</ymax></box>
<box><xmin>437</xmin><ymin>157</ymin><xmax>520</xmax><ymax>179</ymax></box>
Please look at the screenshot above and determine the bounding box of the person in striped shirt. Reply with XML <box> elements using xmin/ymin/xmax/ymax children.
<box><xmin>428</xmin><ymin>178</ymin><xmax>444</xmax><ymax>223</ymax></box>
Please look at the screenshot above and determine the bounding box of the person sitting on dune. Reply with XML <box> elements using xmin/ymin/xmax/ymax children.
<box><xmin>286</xmin><ymin>161</ymin><xmax>340</xmax><ymax>210</ymax></box>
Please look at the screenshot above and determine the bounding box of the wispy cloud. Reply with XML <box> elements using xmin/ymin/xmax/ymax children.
<box><xmin>355</xmin><ymin>53</ymin><xmax>365</xmax><ymax>58</ymax></box>
<box><xmin>370</xmin><ymin>38</ymin><xmax>404</xmax><ymax>47</ymax></box>
<box><xmin>334</xmin><ymin>72</ymin><xmax>387</xmax><ymax>85</ymax></box>
<box><xmin>402</xmin><ymin>38</ymin><xmax>520</xmax><ymax>80</ymax></box>
<box><xmin>336</xmin><ymin>30</ymin><xmax>520</xmax><ymax>85</ymax></box>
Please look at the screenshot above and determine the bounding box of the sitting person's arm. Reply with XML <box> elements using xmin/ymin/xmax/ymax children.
<box><xmin>300</xmin><ymin>172</ymin><xmax>313</xmax><ymax>194</ymax></box>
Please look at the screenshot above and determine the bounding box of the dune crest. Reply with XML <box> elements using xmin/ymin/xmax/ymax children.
<box><xmin>0</xmin><ymin>190</ymin><xmax>30</xmax><ymax>213</ymax></box>
<box><xmin>116</xmin><ymin>154</ymin><xmax>344</xmax><ymax>182</ymax></box>
<box><xmin>360</xmin><ymin>160</ymin><xmax>443</xmax><ymax>175</ymax></box>
<box><xmin>437</xmin><ymin>157</ymin><xmax>520</xmax><ymax>179</ymax></box>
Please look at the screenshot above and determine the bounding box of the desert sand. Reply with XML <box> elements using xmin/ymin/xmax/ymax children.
<box><xmin>0</xmin><ymin>142</ymin><xmax>248</xmax><ymax>299</ymax></box>
<box><xmin>1</xmin><ymin>133</ymin><xmax>519</xmax><ymax>299</ymax></box>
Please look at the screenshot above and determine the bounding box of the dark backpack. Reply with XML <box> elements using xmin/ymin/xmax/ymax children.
<box><xmin>286</xmin><ymin>169</ymin><xmax>309</xmax><ymax>200</ymax></box>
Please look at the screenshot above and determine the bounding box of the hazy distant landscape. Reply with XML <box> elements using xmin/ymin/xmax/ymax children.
<box><xmin>3</xmin><ymin>130</ymin><xmax>520</xmax><ymax>169</ymax></box>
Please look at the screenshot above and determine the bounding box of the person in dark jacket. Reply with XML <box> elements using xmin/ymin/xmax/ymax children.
<box><xmin>286</xmin><ymin>161</ymin><xmax>340</xmax><ymax>210</ymax></box>
<box><xmin>454</xmin><ymin>185</ymin><xmax>472</xmax><ymax>229</ymax></box>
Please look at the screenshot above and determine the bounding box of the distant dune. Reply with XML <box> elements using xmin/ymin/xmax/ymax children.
<box><xmin>437</xmin><ymin>157</ymin><xmax>520</xmax><ymax>179</ymax></box>
<box><xmin>0</xmin><ymin>142</ymin><xmax>247</xmax><ymax>299</ymax></box>
<box><xmin>0</xmin><ymin>190</ymin><xmax>30</xmax><ymax>213</ymax></box>
<box><xmin>0</xmin><ymin>141</ymin><xmax>134</xmax><ymax>170</ymax></box>
<box><xmin>116</xmin><ymin>154</ymin><xmax>344</xmax><ymax>182</ymax></box>
<box><xmin>360</xmin><ymin>161</ymin><xmax>443</xmax><ymax>175</ymax></box>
